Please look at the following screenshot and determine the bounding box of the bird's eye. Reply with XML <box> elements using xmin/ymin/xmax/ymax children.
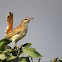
<box><xmin>24</xmin><ymin>19</ymin><xmax>28</xmax><ymax>20</ymax></box>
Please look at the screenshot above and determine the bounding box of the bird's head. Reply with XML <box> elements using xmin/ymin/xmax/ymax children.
<box><xmin>21</xmin><ymin>17</ymin><xmax>34</xmax><ymax>23</ymax></box>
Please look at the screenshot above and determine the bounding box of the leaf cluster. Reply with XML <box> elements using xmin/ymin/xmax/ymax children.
<box><xmin>0</xmin><ymin>43</ymin><xmax>43</xmax><ymax>62</ymax></box>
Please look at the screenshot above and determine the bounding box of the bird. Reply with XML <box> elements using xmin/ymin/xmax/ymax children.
<box><xmin>4</xmin><ymin>14</ymin><xmax>34</xmax><ymax>48</ymax></box>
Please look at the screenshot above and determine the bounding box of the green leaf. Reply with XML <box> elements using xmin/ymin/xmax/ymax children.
<box><xmin>20</xmin><ymin>58</ymin><xmax>26</xmax><ymax>62</ymax></box>
<box><xmin>18</xmin><ymin>57</ymin><xmax>30</xmax><ymax>62</ymax></box>
<box><xmin>23</xmin><ymin>47</ymin><xmax>43</xmax><ymax>58</ymax></box>
<box><xmin>0</xmin><ymin>39</ymin><xmax>11</xmax><ymax>51</ymax></box>
<box><xmin>7</xmin><ymin>57</ymin><xmax>30</xmax><ymax>62</ymax></box>
<box><xmin>0</xmin><ymin>54</ymin><xmax>6</xmax><ymax>60</ymax></box>
<box><xmin>2</xmin><ymin>49</ymin><xmax>17</xmax><ymax>61</ymax></box>
<box><xmin>22</xmin><ymin>43</ymin><xmax>32</xmax><ymax>48</ymax></box>
<box><xmin>7</xmin><ymin>55</ymin><xmax>17</xmax><ymax>61</ymax></box>
<box><xmin>3</xmin><ymin>49</ymin><xmax>12</xmax><ymax>53</ymax></box>
<box><xmin>0</xmin><ymin>42</ymin><xmax>5</xmax><ymax>51</ymax></box>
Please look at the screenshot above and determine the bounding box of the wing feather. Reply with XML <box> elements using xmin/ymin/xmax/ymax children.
<box><xmin>4</xmin><ymin>25</ymin><xmax>24</xmax><ymax>39</ymax></box>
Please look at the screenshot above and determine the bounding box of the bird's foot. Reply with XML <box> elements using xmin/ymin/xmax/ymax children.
<box><xmin>14</xmin><ymin>45</ymin><xmax>19</xmax><ymax>50</ymax></box>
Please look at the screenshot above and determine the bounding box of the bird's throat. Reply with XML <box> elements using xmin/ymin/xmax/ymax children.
<box><xmin>21</xmin><ymin>23</ymin><xmax>28</xmax><ymax>28</ymax></box>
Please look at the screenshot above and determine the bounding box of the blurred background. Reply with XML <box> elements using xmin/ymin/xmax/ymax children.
<box><xmin>0</xmin><ymin>0</ymin><xmax>62</xmax><ymax>62</ymax></box>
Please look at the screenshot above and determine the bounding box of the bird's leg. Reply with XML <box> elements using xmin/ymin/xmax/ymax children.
<box><xmin>12</xmin><ymin>41</ymin><xmax>19</xmax><ymax>50</ymax></box>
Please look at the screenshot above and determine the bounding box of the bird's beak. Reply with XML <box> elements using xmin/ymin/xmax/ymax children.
<box><xmin>30</xmin><ymin>18</ymin><xmax>34</xmax><ymax>20</ymax></box>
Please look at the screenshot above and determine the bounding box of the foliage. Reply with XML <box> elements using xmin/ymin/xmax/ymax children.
<box><xmin>0</xmin><ymin>43</ymin><xmax>43</xmax><ymax>62</ymax></box>
<box><xmin>50</xmin><ymin>58</ymin><xmax>62</xmax><ymax>62</ymax></box>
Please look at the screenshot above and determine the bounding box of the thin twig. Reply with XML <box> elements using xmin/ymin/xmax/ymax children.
<box><xmin>38</xmin><ymin>58</ymin><xmax>41</xmax><ymax>62</ymax></box>
<box><xmin>31</xmin><ymin>57</ymin><xmax>33</xmax><ymax>62</ymax></box>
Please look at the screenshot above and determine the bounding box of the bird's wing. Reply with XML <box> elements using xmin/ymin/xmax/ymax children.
<box><xmin>4</xmin><ymin>25</ymin><xmax>24</xmax><ymax>39</ymax></box>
